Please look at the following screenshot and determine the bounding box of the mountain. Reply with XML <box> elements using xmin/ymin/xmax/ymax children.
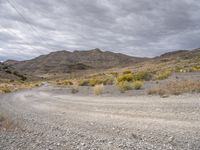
<box><xmin>4</xmin><ymin>48</ymin><xmax>146</xmax><ymax>75</ymax></box>
<box><xmin>2</xmin><ymin>48</ymin><xmax>199</xmax><ymax>79</ymax></box>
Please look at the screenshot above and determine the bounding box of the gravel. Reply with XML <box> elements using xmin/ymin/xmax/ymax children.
<box><xmin>0</xmin><ymin>85</ymin><xmax>200</xmax><ymax>150</ymax></box>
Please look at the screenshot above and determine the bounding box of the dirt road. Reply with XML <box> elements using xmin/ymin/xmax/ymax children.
<box><xmin>0</xmin><ymin>85</ymin><xmax>200</xmax><ymax>150</ymax></box>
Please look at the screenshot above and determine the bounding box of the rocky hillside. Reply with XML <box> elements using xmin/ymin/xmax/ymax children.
<box><xmin>0</xmin><ymin>62</ymin><xmax>27</xmax><ymax>81</ymax></box>
<box><xmin>4</xmin><ymin>48</ymin><xmax>146</xmax><ymax>74</ymax></box>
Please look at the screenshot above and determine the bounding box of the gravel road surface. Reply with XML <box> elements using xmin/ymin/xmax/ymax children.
<box><xmin>0</xmin><ymin>85</ymin><xmax>200</xmax><ymax>150</ymax></box>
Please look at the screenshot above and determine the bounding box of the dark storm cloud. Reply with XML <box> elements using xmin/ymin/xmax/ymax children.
<box><xmin>0</xmin><ymin>0</ymin><xmax>200</xmax><ymax>61</ymax></box>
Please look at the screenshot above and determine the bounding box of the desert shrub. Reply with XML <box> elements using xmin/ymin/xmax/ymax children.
<box><xmin>77</xmin><ymin>79</ymin><xmax>90</xmax><ymax>86</ymax></box>
<box><xmin>0</xmin><ymin>86</ymin><xmax>11</xmax><ymax>93</ymax></box>
<box><xmin>94</xmin><ymin>84</ymin><xmax>104</xmax><ymax>95</ymax></box>
<box><xmin>63</xmin><ymin>80</ymin><xmax>73</xmax><ymax>86</ymax></box>
<box><xmin>89</xmin><ymin>78</ymin><xmax>99</xmax><ymax>86</ymax></box>
<box><xmin>77</xmin><ymin>76</ymin><xmax>114</xmax><ymax>87</ymax></box>
<box><xmin>102</xmin><ymin>77</ymin><xmax>114</xmax><ymax>85</ymax></box>
<box><xmin>34</xmin><ymin>84</ymin><xmax>40</xmax><ymax>87</ymax></box>
<box><xmin>133</xmin><ymin>81</ymin><xmax>144</xmax><ymax>90</ymax></box>
<box><xmin>116</xmin><ymin>81</ymin><xmax>133</xmax><ymax>93</ymax></box>
<box><xmin>110</xmin><ymin>72</ymin><xmax>118</xmax><ymax>77</ymax></box>
<box><xmin>57</xmin><ymin>80</ymin><xmax>73</xmax><ymax>86</ymax></box>
<box><xmin>123</xmin><ymin>70</ymin><xmax>132</xmax><ymax>74</ymax></box>
<box><xmin>191</xmin><ymin>66</ymin><xmax>200</xmax><ymax>72</ymax></box>
<box><xmin>117</xmin><ymin>73</ymin><xmax>134</xmax><ymax>82</ymax></box>
<box><xmin>156</xmin><ymin>70</ymin><xmax>172</xmax><ymax>80</ymax></box>
<box><xmin>133</xmin><ymin>72</ymin><xmax>153</xmax><ymax>81</ymax></box>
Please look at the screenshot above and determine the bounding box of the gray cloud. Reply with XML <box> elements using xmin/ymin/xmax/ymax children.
<box><xmin>0</xmin><ymin>0</ymin><xmax>200</xmax><ymax>61</ymax></box>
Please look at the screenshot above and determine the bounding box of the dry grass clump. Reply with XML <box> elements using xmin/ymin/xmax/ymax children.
<box><xmin>148</xmin><ymin>80</ymin><xmax>200</xmax><ymax>96</ymax></box>
<box><xmin>0</xmin><ymin>81</ymin><xmax>43</xmax><ymax>94</ymax></box>
<box><xmin>94</xmin><ymin>84</ymin><xmax>104</xmax><ymax>95</ymax></box>
<box><xmin>78</xmin><ymin>75</ymin><xmax>114</xmax><ymax>86</ymax></box>
<box><xmin>148</xmin><ymin>88</ymin><xmax>168</xmax><ymax>97</ymax></box>
<box><xmin>0</xmin><ymin>114</ymin><xmax>16</xmax><ymax>130</ymax></box>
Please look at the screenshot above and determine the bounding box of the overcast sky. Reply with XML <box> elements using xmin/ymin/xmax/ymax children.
<box><xmin>0</xmin><ymin>0</ymin><xmax>200</xmax><ymax>61</ymax></box>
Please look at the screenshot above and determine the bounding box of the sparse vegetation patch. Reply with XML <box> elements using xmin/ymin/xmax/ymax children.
<box><xmin>148</xmin><ymin>80</ymin><xmax>200</xmax><ymax>96</ymax></box>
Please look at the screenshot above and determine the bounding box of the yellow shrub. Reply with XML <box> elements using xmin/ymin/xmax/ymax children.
<box><xmin>0</xmin><ymin>86</ymin><xmax>11</xmax><ymax>93</ymax></box>
<box><xmin>133</xmin><ymin>81</ymin><xmax>144</xmax><ymax>90</ymax></box>
<box><xmin>133</xmin><ymin>71</ymin><xmax>153</xmax><ymax>81</ymax></box>
<box><xmin>116</xmin><ymin>81</ymin><xmax>133</xmax><ymax>93</ymax></box>
<box><xmin>123</xmin><ymin>70</ymin><xmax>132</xmax><ymax>74</ymax></box>
<box><xmin>156</xmin><ymin>70</ymin><xmax>172</xmax><ymax>80</ymax></box>
<box><xmin>191</xmin><ymin>66</ymin><xmax>200</xmax><ymax>72</ymax></box>
<box><xmin>117</xmin><ymin>73</ymin><xmax>134</xmax><ymax>82</ymax></box>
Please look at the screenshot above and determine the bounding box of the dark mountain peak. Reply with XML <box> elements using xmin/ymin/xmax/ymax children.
<box><xmin>74</xmin><ymin>48</ymin><xmax>103</xmax><ymax>53</ymax></box>
<box><xmin>92</xmin><ymin>48</ymin><xmax>102</xmax><ymax>52</ymax></box>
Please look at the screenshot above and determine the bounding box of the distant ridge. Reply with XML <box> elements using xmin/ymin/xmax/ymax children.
<box><xmin>5</xmin><ymin>48</ymin><xmax>146</xmax><ymax>74</ymax></box>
